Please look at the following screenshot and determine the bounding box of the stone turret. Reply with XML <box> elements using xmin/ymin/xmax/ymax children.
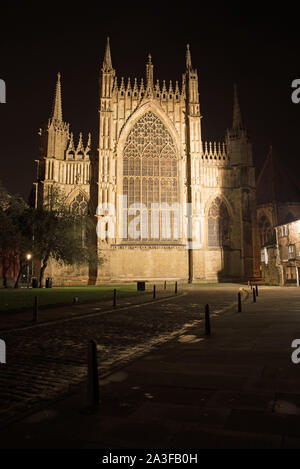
<box><xmin>45</xmin><ymin>72</ymin><xmax>69</xmax><ymax>161</ymax></box>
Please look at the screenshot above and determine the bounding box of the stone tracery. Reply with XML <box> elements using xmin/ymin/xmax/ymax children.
<box><xmin>123</xmin><ymin>111</ymin><xmax>178</xmax><ymax>239</ymax></box>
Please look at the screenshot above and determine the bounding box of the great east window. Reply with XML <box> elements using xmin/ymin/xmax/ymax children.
<box><xmin>123</xmin><ymin>111</ymin><xmax>179</xmax><ymax>240</ymax></box>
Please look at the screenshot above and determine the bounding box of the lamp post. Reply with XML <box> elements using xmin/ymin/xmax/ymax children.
<box><xmin>26</xmin><ymin>254</ymin><xmax>32</xmax><ymax>288</ymax></box>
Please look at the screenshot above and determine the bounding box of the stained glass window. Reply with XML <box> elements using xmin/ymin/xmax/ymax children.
<box><xmin>123</xmin><ymin>111</ymin><xmax>179</xmax><ymax>240</ymax></box>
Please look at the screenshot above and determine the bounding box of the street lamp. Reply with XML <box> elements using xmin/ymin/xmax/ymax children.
<box><xmin>26</xmin><ymin>254</ymin><xmax>32</xmax><ymax>288</ymax></box>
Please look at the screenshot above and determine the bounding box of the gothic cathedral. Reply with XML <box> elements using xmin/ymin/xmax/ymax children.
<box><xmin>34</xmin><ymin>38</ymin><xmax>258</xmax><ymax>285</ymax></box>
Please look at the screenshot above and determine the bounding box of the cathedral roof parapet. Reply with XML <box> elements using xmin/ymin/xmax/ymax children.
<box><xmin>112</xmin><ymin>74</ymin><xmax>186</xmax><ymax>104</ymax></box>
<box><xmin>201</xmin><ymin>141</ymin><xmax>229</xmax><ymax>164</ymax></box>
<box><xmin>66</xmin><ymin>131</ymin><xmax>91</xmax><ymax>160</ymax></box>
<box><xmin>155</xmin><ymin>79</ymin><xmax>160</xmax><ymax>94</ymax></box>
<box><xmin>119</xmin><ymin>77</ymin><xmax>125</xmax><ymax>96</ymax></box>
<box><xmin>126</xmin><ymin>77</ymin><xmax>132</xmax><ymax>93</ymax></box>
<box><xmin>139</xmin><ymin>78</ymin><xmax>145</xmax><ymax>97</ymax></box>
<box><xmin>132</xmin><ymin>78</ymin><xmax>138</xmax><ymax>95</ymax></box>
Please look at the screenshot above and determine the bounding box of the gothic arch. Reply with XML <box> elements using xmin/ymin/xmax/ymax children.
<box><xmin>65</xmin><ymin>188</ymin><xmax>89</xmax><ymax>215</ymax></box>
<box><xmin>204</xmin><ymin>193</ymin><xmax>233</xmax><ymax>219</ymax></box>
<box><xmin>116</xmin><ymin>101</ymin><xmax>182</xmax><ymax>157</ymax></box>
<box><xmin>258</xmin><ymin>213</ymin><xmax>273</xmax><ymax>246</ymax></box>
<box><xmin>120</xmin><ymin>110</ymin><xmax>180</xmax><ymax>241</ymax></box>
<box><xmin>206</xmin><ymin>196</ymin><xmax>231</xmax><ymax>247</ymax></box>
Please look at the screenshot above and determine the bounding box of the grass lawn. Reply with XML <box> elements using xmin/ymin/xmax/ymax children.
<box><xmin>0</xmin><ymin>284</ymin><xmax>149</xmax><ymax>312</ymax></box>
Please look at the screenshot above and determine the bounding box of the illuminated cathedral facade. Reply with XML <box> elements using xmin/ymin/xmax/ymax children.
<box><xmin>34</xmin><ymin>38</ymin><xmax>259</xmax><ymax>285</ymax></box>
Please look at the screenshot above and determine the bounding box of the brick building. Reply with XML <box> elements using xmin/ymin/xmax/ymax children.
<box><xmin>261</xmin><ymin>219</ymin><xmax>300</xmax><ymax>286</ymax></box>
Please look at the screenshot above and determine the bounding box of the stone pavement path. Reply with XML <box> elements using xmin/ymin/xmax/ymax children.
<box><xmin>0</xmin><ymin>284</ymin><xmax>240</xmax><ymax>432</ymax></box>
<box><xmin>1</xmin><ymin>286</ymin><xmax>300</xmax><ymax>449</ymax></box>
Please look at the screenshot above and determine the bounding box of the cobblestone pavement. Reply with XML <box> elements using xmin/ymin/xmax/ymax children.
<box><xmin>0</xmin><ymin>285</ymin><xmax>241</xmax><ymax>428</ymax></box>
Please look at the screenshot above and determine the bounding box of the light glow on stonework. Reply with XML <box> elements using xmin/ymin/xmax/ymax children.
<box><xmin>96</xmin><ymin>197</ymin><xmax>203</xmax><ymax>249</ymax></box>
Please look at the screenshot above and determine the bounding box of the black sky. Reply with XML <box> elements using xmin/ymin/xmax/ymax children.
<box><xmin>1</xmin><ymin>3</ymin><xmax>300</xmax><ymax>199</ymax></box>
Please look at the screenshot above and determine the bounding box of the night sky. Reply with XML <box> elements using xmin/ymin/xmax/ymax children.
<box><xmin>1</xmin><ymin>4</ymin><xmax>300</xmax><ymax>199</ymax></box>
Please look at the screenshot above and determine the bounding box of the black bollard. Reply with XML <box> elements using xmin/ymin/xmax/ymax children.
<box><xmin>113</xmin><ymin>289</ymin><xmax>117</xmax><ymax>308</ymax></box>
<box><xmin>86</xmin><ymin>340</ymin><xmax>100</xmax><ymax>409</ymax></box>
<box><xmin>205</xmin><ymin>304</ymin><xmax>211</xmax><ymax>336</ymax></box>
<box><xmin>164</xmin><ymin>281</ymin><xmax>167</xmax><ymax>290</ymax></box>
<box><xmin>33</xmin><ymin>296</ymin><xmax>38</xmax><ymax>322</ymax></box>
<box><xmin>175</xmin><ymin>281</ymin><xmax>178</xmax><ymax>294</ymax></box>
<box><xmin>255</xmin><ymin>284</ymin><xmax>258</xmax><ymax>296</ymax></box>
<box><xmin>252</xmin><ymin>287</ymin><xmax>256</xmax><ymax>303</ymax></box>
<box><xmin>238</xmin><ymin>292</ymin><xmax>242</xmax><ymax>312</ymax></box>
<box><xmin>153</xmin><ymin>285</ymin><xmax>156</xmax><ymax>299</ymax></box>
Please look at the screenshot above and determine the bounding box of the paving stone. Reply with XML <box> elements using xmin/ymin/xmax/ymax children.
<box><xmin>1</xmin><ymin>285</ymin><xmax>300</xmax><ymax>448</ymax></box>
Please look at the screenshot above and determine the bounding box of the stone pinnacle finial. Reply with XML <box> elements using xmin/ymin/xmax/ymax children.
<box><xmin>146</xmin><ymin>52</ymin><xmax>154</xmax><ymax>93</ymax></box>
<box><xmin>53</xmin><ymin>72</ymin><xmax>62</xmax><ymax>121</ymax></box>
<box><xmin>103</xmin><ymin>37</ymin><xmax>113</xmax><ymax>70</ymax></box>
<box><xmin>186</xmin><ymin>43</ymin><xmax>193</xmax><ymax>71</ymax></box>
<box><xmin>233</xmin><ymin>83</ymin><xmax>243</xmax><ymax>130</ymax></box>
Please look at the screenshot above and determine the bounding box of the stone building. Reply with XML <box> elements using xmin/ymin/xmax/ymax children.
<box><xmin>34</xmin><ymin>38</ymin><xmax>258</xmax><ymax>285</ymax></box>
<box><xmin>261</xmin><ymin>219</ymin><xmax>300</xmax><ymax>286</ymax></box>
<box><xmin>256</xmin><ymin>146</ymin><xmax>300</xmax><ymax>249</ymax></box>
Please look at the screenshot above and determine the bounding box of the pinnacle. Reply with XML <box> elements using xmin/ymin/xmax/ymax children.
<box><xmin>232</xmin><ymin>83</ymin><xmax>243</xmax><ymax>131</ymax></box>
<box><xmin>52</xmin><ymin>72</ymin><xmax>62</xmax><ymax>121</ymax></box>
<box><xmin>186</xmin><ymin>43</ymin><xmax>193</xmax><ymax>71</ymax></box>
<box><xmin>103</xmin><ymin>37</ymin><xmax>113</xmax><ymax>71</ymax></box>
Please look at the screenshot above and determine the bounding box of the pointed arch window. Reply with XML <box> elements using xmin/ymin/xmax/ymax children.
<box><xmin>69</xmin><ymin>193</ymin><xmax>89</xmax><ymax>247</ymax></box>
<box><xmin>70</xmin><ymin>193</ymin><xmax>88</xmax><ymax>215</ymax></box>
<box><xmin>207</xmin><ymin>197</ymin><xmax>230</xmax><ymax>247</ymax></box>
<box><xmin>123</xmin><ymin>111</ymin><xmax>179</xmax><ymax>240</ymax></box>
<box><xmin>258</xmin><ymin>214</ymin><xmax>273</xmax><ymax>246</ymax></box>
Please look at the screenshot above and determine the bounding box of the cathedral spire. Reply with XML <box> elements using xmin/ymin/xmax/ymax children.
<box><xmin>53</xmin><ymin>72</ymin><xmax>62</xmax><ymax>121</ymax></box>
<box><xmin>232</xmin><ymin>83</ymin><xmax>243</xmax><ymax>130</ymax></box>
<box><xmin>186</xmin><ymin>44</ymin><xmax>193</xmax><ymax>71</ymax></box>
<box><xmin>103</xmin><ymin>37</ymin><xmax>113</xmax><ymax>71</ymax></box>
